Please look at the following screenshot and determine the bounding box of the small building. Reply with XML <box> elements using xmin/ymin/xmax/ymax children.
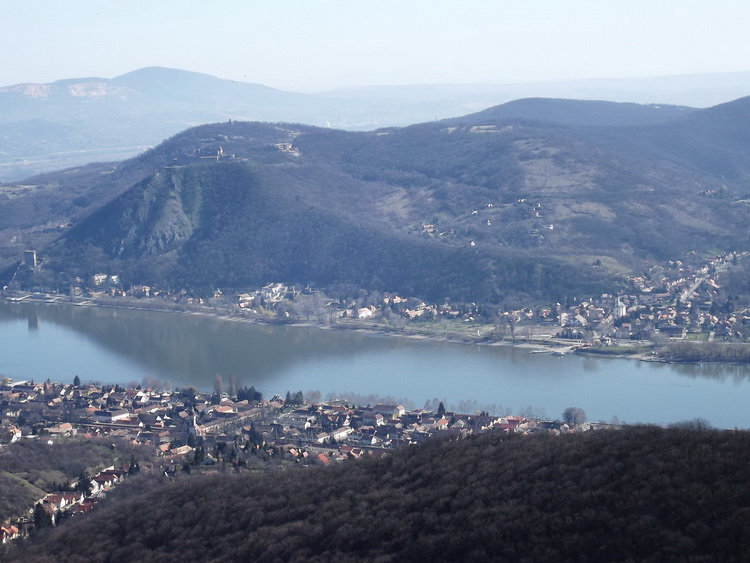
<box><xmin>93</xmin><ymin>409</ymin><xmax>131</xmax><ymax>424</ymax></box>
<box><xmin>356</xmin><ymin>307</ymin><xmax>374</xmax><ymax>319</ymax></box>
<box><xmin>658</xmin><ymin>325</ymin><xmax>687</xmax><ymax>339</ymax></box>
<box><xmin>330</xmin><ymin>427</ymin><xmax>352</xmax><ymax>441</ymax></box>
<box><xmin>24</xmin><ymin>250</ymin><xmax>37</xmax><ymax>268</ymax></box>
<box><xmin>1</xmin><ymin>525</ymin><xmax>20</xmax><ymax>543</ymax></box>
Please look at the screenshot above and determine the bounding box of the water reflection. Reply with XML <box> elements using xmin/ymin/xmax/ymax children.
<box><xmin>4</xmin><ymin>301</ymin><xmax>750</xmax><ymax>387</ymax></box>
<box><xmin>2</xmin><ymin>301</ymin><xmax>750</xmax><ymax>427</ymax></box>
<box><xmin>581</xmin><ymin>356</ymin><xmax>600</xmax><ymax>372</ymax></box>
<box><xmin>0</xmin><ymin>302</ymin><xmax>405</xmax><ymax>385</ymax></box>
<box><xmin>648</xmin><ymin>360</ymin><xmax>750</xmax><ymax>383</ymax></box>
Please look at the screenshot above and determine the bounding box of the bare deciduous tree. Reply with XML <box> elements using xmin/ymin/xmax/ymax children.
<box><xmin>563</xmin><ymin>406</ymin><xmax>587</xmax><ymax>425</ymax></box>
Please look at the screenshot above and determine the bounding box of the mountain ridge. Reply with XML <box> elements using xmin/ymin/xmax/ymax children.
<box><xmin>2</xmin><ymin>66</ymin><xmax>749</xmax><ymax>182</ymax></box>
<box><xmin>16</xmin><ymin>94</ymin><xmax>747</xmax><ymax>302</ymax></box>
<box><xmin>445</xmin><ymin>97</ymin><xmax>696</xmax><ymax>127</ymax></box>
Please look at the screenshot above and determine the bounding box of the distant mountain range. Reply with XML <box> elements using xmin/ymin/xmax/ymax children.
<box><xmin>3</xmin><ymin>93</ymin><xmax>749</xmax><ymax>303</ymax></box>
<box><xmin>1</xmin><ymin>66</ymin><xmax>749</xmax><ymax>182</ymax></box>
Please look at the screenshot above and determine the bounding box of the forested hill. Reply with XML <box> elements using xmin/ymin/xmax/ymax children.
<box><xmin>8</xmin><ymin>425</ymin><xmax>750</xmax><ymax>562</ymax></box>
<box><xmin>6</xmin><ymin>66</ymin><xmax>748</xmax><ymax>182</ymax></box>
<box><xmin>28</xmin><ymin>94</ymin><xmax>750</xmax><ymax>302</ymax></box>
<box><xmin>444</xmin><ymin>97</ymin><xmax>696</xmax><ymax>127</ymax></box>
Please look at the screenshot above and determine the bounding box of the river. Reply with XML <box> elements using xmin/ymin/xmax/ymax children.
<box><xmin>1</xmin><ymin>301</ymin><xmax>749</xmax><ymax>428</ymax></box>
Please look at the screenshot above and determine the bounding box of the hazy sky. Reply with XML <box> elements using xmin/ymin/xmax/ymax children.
<box><xmin>4</xmin><ymin>1</ymin><xmax>749</xmax><ymax>92</ymax></box>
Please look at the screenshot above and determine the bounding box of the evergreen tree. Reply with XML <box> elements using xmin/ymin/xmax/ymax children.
<box><xmin>128</xmin><ymin>454</ymin><xmax>141</xmax><ymax>475</ymax></box>
<box><xmin>237</xmin><ymin>386</ymin><xmax>260</xmax><ymax>402</ymax></box>
<box><xmin>438</xmin><ymin>401</ymin><xmax>446</xmax><ymax>417</ymax></box>
<box><xmin>33</xmin><ymin>503</ymin><xmax>53</xmax><ymax>530</ymax></box>
<box><xmin>75</xmin><ymin>471</ymin><xmax>90</xmax><ymax>494</ymax></box>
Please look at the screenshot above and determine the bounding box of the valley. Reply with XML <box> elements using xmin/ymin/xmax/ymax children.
<box><xmin>5</xmin><ymin>3</ymin><xmax>750</xmax><ymax>559</ymax></box>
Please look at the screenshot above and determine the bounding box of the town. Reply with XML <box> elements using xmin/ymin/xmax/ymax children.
<box><xmin>0</xmin><ymin>375</ymin><xmax>597</xmax><ymax>544</ymax></box>
<box><xmin>6</xmin><ymin>248</ymin><xmax>749</xmax><ymax>355</ymax></box>
<box><xmin>1</xmin><ymin>249</ymin><xmax>748</xmax><ymax>543</ymax></box>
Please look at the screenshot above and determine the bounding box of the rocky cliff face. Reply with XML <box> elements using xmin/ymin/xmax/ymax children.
<box><xmin>0</xmin><ymin>81</ymin><xmax>132</xmax><ymax>98</ymax></box>
<box><xmin>110</xmin><ymin>170</ymin><xmax>201</xmax><ymax>257</ymax></box>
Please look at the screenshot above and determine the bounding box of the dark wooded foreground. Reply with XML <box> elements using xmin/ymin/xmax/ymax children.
<box><xmin>8</xmin><ymin>424</ymin><xmax>750</xmax><ymax>562</ymax></box>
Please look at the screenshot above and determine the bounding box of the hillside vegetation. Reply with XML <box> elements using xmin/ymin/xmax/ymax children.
<box><xmin>0</xmin><ymin>437</ymin><xmax>154</xmax><ymax>522</ymax></box>
<box><xmin>5</xmin><ymin>96</ymin><xmax>750</xmax><ymax>302</ymax></box>
<box><xmin>8</xmin><ymin>425</ymin><xmax>750</xmax><ymax>562</ymax></box>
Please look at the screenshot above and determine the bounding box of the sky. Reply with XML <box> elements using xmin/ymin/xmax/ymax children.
<box><xmin>3</xmin><ymin>1</ymin><xmax>750</xmax><ymax>92</ymax></box>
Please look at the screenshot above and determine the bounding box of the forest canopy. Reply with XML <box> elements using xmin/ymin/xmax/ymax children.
<box><xmin>9</xmin><ymin>425</ymin><xmax>750</xmax><ymax>562</ymax></box>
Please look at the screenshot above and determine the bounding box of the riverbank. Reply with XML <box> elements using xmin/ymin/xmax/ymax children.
<box><xmin>3</xmin><ymin>290</ymin><xmax>658</xmax><ymax>361</ymax></box>
<box><xmin>22</xmin><ymin>290</ymin><xmax>747</xmax><ymax>366</ymax></box>
<box><xmin>4</xmin><ymin>293</ymin><xmax>750</xmax><ymax>428</ymax></box>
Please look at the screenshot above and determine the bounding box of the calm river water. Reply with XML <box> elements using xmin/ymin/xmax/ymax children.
<box><xmin>2</xmin><ymin>301</ymin><xmax>750</xmax><ymax>428</ymax></box>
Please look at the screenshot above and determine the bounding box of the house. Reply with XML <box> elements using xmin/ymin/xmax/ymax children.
<box><xmin>357</xmin><ymin>432</ymin><xmax>382</xmax><ymax>447</ymax></box>
<box><xmin>47</xmin><ymin>422</ymin><xmax>76</xmax><ymax>437</ymax></box>
<box><xmin>90</xmin><ymin>468</ymin><xmax>127</xmax><ymax>492</ymax></box>
<box><xmin>1</xmin><ymin>424</ymin><xmax>22</xmax><ymax>444</ymax></box>
<box><xmin>200</xmin><ymin>453</ymin><xmax>218</xmax><ymax>466</ymax></box>
<box><xmin>72</xmin><ymin>499</ymin><xmax>96</xmax><ymax>515</ymax></box>
<box><xmin>330</xmin><ymin>427</ymin><xmax>352</xmax><ymax>442</ymax></box>
<box><xmin>93</xmin><ymin>409</ymin><xmax>130</xmax><ymax>423</ymax></box>
<box><xmin>213</xmin><ymin>405</ymin><xmax>237</xmax><ymax>417</ymax></box>
<box><xmin>361</xmin><ymin>405</ymin><xmax>404</xmax><ymax>426</ymax></box>
<box><xmin>356</xmin><ymin>307</ymin><xmax>374</xmax><ymax>319</ymax></box>
<box><xmin>372</xmin><ymin>404</ymin><xmax>406</xmax><ymax>419</ymax></box>
<box><xmin>0</xmin><ymin>525</ymin><xmax>20</xmax><ymax>543</ymax></box>
<box><xmin>131</xmin><ymin>285</ymin><xmax>151</xmax><ymax>298</ymax></box>
<box><xmin>261</xmin><ymin>283</ymin><xmax>288</xmax><ymax>303</ymax></box>
<box><xmin>90</xmin><ymin>273</ymin><xmax>108</xmax><ymax>286</ymax></box>
<box><xmin>237</xmin><ymin>292</ymin><xmax>259</xmax><ymax>307</ymax></box>
<box><xmin>450</xmin><ymin>419</ymin><xmax>468</xmax><ymax>430</ymax></box>
<box><xmin>346</xmin><ymin>447</ymin><xmax>365</xmax><ymax>460</ymax></box>
<box><xmin>433</xmin><ymin>418</ymin><xmax>449</xmax><ymax>430</ymax></box>
<box><xmin>169</xmin><ymin>445</ymin><xmax>193</xmax><ymax>457</ymax></box>
<box><xmin>41</xmin><ymin>492</ymin><xmax>84</xmax><ymax>511</ymax></box>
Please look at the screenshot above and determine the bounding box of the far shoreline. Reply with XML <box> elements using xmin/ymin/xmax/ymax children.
<box><xmin>3</xmin><ymin>290</ymin><xmax>661</xmax><ymax>363</ymax></box>
<box><xmin>12</xmin><ymin>290</ymin><xmax>750</xmax><ymax>366</ymax></box>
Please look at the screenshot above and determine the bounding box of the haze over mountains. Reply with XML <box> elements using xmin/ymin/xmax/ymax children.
<box><xmin>4</xmin><ymin>90</ymin><xmax>750</xmax><ymax>304</ymax></box>
<box><xmin>2</xmin><ymin>67</ymin><xmax>750</xmax><ymax>182</ymax></box>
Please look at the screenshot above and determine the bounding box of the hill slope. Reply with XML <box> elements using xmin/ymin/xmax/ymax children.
<box><xmin>0</xmin><ymin>437</ymin><xmax>154</xmax><ymax>523</ymax></box>
<box><xmin>448</xmin><ymin>97</ymin><xmax>696</xmax><ymax>127</ymax></box>
<box><xmin>9</xmin><ymin>426</ymin><xmax>750</xmax><ymax>562</ymax></box>
<box><xmin>0</xmin><ymin>67</ymin><xmax>321</xmax><ymax>181</ymax></box>
<box><xmin>4</xmin><ymin>67</ymin><xmax>750</xmax><ymax>182</ymax></box>
<box><xmin>6</xmin><ymin>95</ymin><xmax>750</xmax><ymax>302</ymax></box>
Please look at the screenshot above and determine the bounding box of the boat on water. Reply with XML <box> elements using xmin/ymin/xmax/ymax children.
<box><xmin>550</xmin><ymin>350</ymin><xmax>567</xmax><ymax>356</ymax></box>
<box><xmin>529</xmin><ymin>349</ymin><xmax>548</xmax><ymax>354</ymax></box>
